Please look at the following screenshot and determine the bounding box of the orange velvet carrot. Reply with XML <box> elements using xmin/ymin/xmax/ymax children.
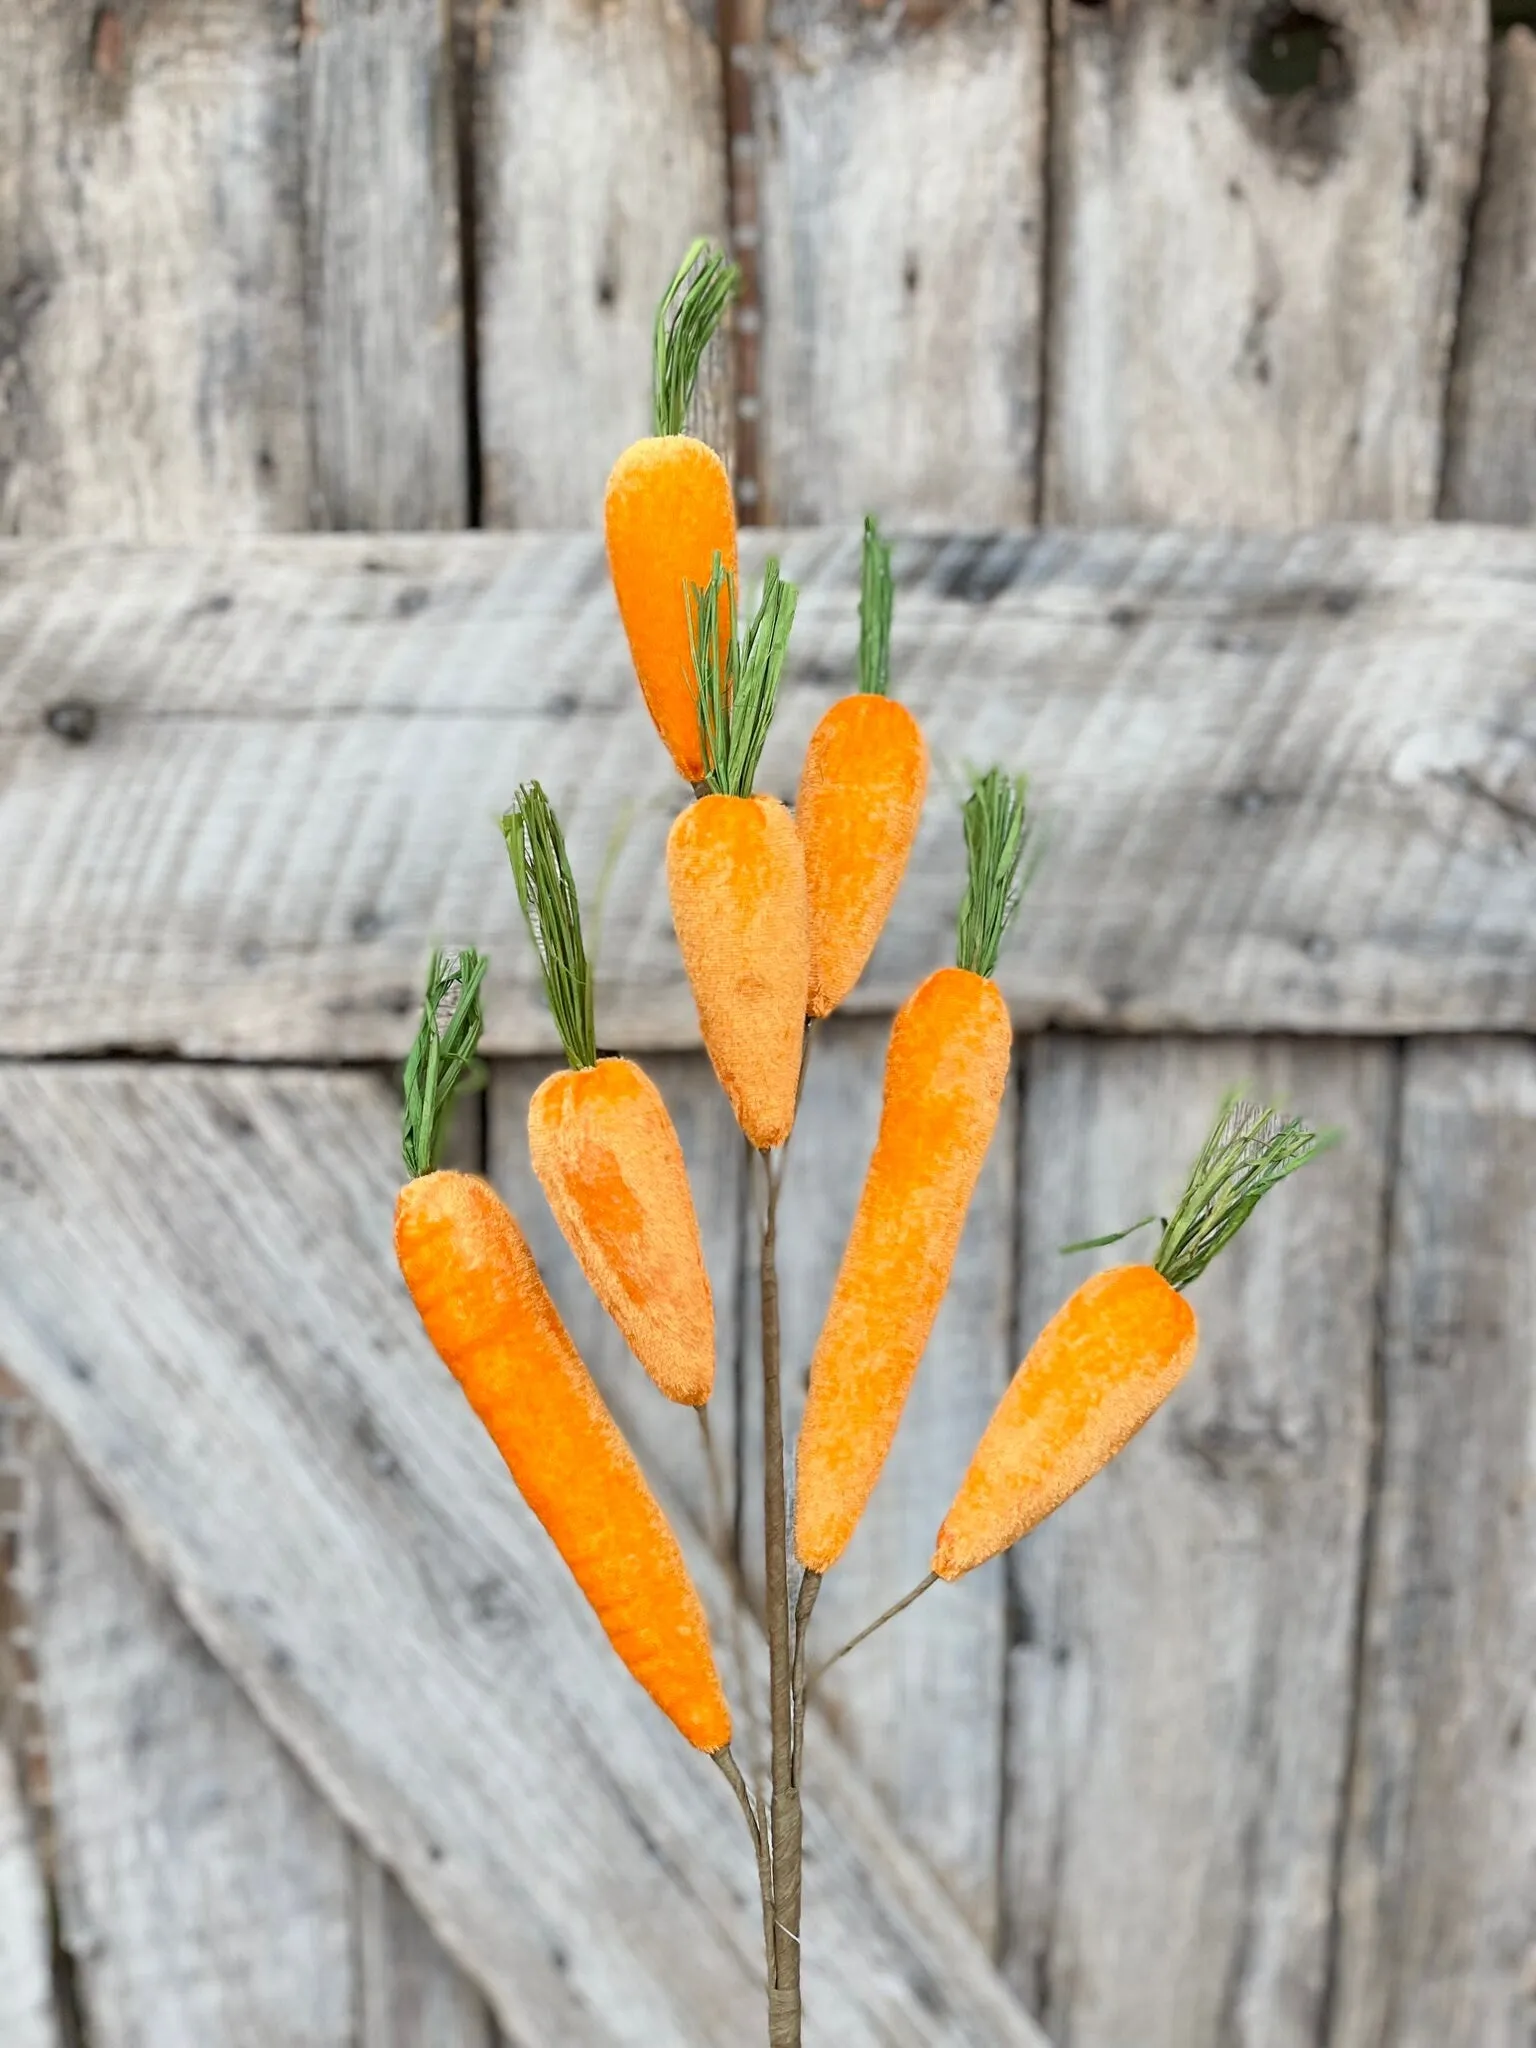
<box><xmin>395</xmin><ymin>955</ymin><xmax>731</xmax><ymax>1753</ymax></box>
<box><xmin>798</xmin><ymin>517</ymin><xmax>928</xmax><ymax>1017</ymax></box>
<box><xmin>667</xmin><ymin>556</ymin><xmax>810</xmax><ymax>1150</ymax></box>
<box><xmin>794</xmin><ymin>769</ymin><xmax>1034</xmax><ymax>1574</ymax></box>
<box><xmin>933</xmin><ymin>1097</ymin><xmax>1334</xmax><ymax>1579</ymax></box>
<box><xmin>606</xmin><ymin>241</ymin><xmax>739</xmax><ymax>784</ymax></box>
<box><xmin>504</xmin><ymin>782</ymin><xmax>713</xmax><ymax>1406</ymax></box>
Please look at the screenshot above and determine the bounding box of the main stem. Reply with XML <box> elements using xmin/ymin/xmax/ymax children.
<box><xmin>759</xmin><ymin>1146</ymin><xmax>802</xmax><ymax>2046</ymax></box>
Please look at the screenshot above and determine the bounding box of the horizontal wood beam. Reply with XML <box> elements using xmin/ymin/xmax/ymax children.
<box><xmin>0</xmin><ymin>526</ymin><xmax>1532</xmax><ymax>1057</ymax></box>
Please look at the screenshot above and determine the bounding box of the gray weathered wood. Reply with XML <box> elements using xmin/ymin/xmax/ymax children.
<box><xmin>489</xmin><ymin>1055</ymin><xmax>747</xmax><ymax>1554</ymax></box>
<box><xmin>756</xmin><ymin>0</ymin><xmax>1045</xmax><ymax>523</ymax></box>
<box><xmin>24</xmin><ymin>1430</ymin><xmax>355</xmax><ymax>2048</ymax></box>
<box><xmin>1328</xmin><ymin>1040</ymin><xmax>1536</xmax><ymax>2048</ymax></box>
<box><xmin>0</xmin><ymin>1062</ymin><xmax>1045</xmax><ymax>2048</ymax></box>
<box><xmin>1</xmin><ymin>526</ymin><xmax>1533</xmax><ymax>1056</ymax></box>
<box><xmin>356</xmin><ymin>1853</ymin><xmax>498</xmax><ymax>2048</ymax></box>
<box><xmin>301</xmin><ymin>0</ymin><xmax>468</xmax><ymax>530</ymax></box>
<box><xmin>0</xmin><ymin>0</ymin><xmax>309</xmax><ymax>537</ymax></box>
<box><xmin>475</xmin><ymin>0</ymin><xmax>728</xmax><ymax>525</ymax></box>
<box><xmin>741</xmin><ymin>1018</ymin><xmax>1016</xmax><ymax>1942</ymax></box>
<box><xmin>1441</xmin><ymin>28</ymin><xmax>1536</xmax><ymax>525</ymax></box>
<box><xmin>1045</xmin><ymin>3</ymin><xmax>1488</xmax><ymax>523</ymax></box>
<box><xmin>1001</xmin><ymin>1037</ymin><xmax>1393</xmax><ymax>2048</ymax></box>
<box><xmin>0</xmin><ymin>1735</ymin><xmax>57</xmax><ymax>2048</ymax></box>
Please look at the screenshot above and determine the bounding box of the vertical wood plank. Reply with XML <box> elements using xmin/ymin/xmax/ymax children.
<box><xmin>475</xmin><ymin>0</ymin><xmax>729</xmax><ymax>526</ymax></box>
<box><xmin>301</xmin><ymin>0</ymin><xmax>469</xmax><ymax>529</ymax></box>
<box><xmin>1329</xmin><ymin>1040</ymin><xmax>1536</xmax><ymax>2048</ymax></box>
<box><xmin>0</xmin><ymin>0</ymin><xmax>309</xmax><ymax>538</ymax></box>
<box><xmin>1045</xmin><ymin>2</ymin><xmax>1487</xmax><ymax>524</ymax></box>
<box><xmin>25</xmin><ymin>1431</ymin><xmax>357</xmax><ymax>2048</ymax></box>
<box><xmin>488</xmin><ymin>1053</ymin><xmax>748</xmax><ymax>1553</ymax></box>
<box><xmin>0</xmin><ymin>1737</ymin><xmax>58</xmax><ymax>2048</ymax></box>
<box><xmin>742</xmin><ymin>1018</ymin><xmax>1016</xmax><ymax>1941</ymax></box>
<box><xmin>1002</xmin><ymin>1037</ymin><xmax>1392</xmax><ymax>2048</ymax></box>
<box><xmin>356</xmin><ymin>1853</ymin><xmax>497</xmax><ymax>2048</ymax></box>
<box><xmin>757</xmin><ymin>0</ymin><xmax>1046</xmax><ymax>524</ymax></box>
<box><xmin>1440</xmin><ymin>27</ymin><xmax>1536</xmax><ymax>524</ymax></box>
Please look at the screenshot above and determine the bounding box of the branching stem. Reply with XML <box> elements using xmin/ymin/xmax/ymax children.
<box><xmin>807</xmin><ymin>1575</ymin><xmax>939</xmax><ymax>1697</ymax></box>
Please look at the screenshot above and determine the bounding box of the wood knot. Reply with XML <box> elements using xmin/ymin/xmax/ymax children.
<box><xmin>44</xmin><ymin>699</ymin><xmax>97</xmax><ymax>745</ymax></box>
<box><xmin>1238</xmin><ymin>5</ymin><xmax>1355</xmax><ymax>179</ymax></box>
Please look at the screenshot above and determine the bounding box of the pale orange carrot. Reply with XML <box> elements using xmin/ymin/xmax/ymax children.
<box><xmin>798</xmin><ymin>517</ymin><xmax>928</xmax><ymax>1017</ymax></box>
<box><xmin>794</xmin><ymin>769</ymin><xmax>1032</xmax><ymax>1573</ymax></box>
<box><xmin>395</xmin><ymin>958</ymin><xmax>730</xmax><ymax>1752</ymax></box>
<box><xmin>933</xmin><ymin>1097</ymin><xmax>1334</xmax><ymax>1578</ymax></box>
<box><xmin>504</xmin><ymin>782</ymin><xmax>713</xmax><ymax>1405</ymax></box>
<box><xmin>605</xmin><ymin>242</ymin><xmax>739</xmax><ymax>784</ymax></box>
<box><xmin>667</xmin><ymin>556</ymin><xmax>809</xmax><ymax>1150</ymax></box>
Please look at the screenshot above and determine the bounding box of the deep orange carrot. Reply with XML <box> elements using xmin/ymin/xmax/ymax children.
<box><xmin>396</xmin><ymin>1171</ymin><xmax>731</xmax><ymax>1750</ymax></box>
<box><xmin>798</xmin><ymin>518</ymin><xmax>928</xmax><ymax>1018</ymax></box>
<box><xmin>605</xmin><ymin>242</ymin><xmax>739</xmax><ymax>784</ymax></box>
<box><xmin>506</xmin><ymin>783</ymin><xmax>713</xmax><ymax>1404</ymax></box>
<box><xmin>933</xmin><ymin>1097</ymin><xmax>1334</xmax><ymax>1579</ymax></box>
<box><xmin>667</xmin><ymin>557</ymin><xmax>809</xmax><ymax>1150</ymax></box>
<box><xmin>794</xmin><ymin>770</ymin><xmax>1032</xmax><ymax>1573</ymax></box>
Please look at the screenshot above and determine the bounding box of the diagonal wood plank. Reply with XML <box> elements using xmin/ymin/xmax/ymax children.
<box><xmin>0</xmin><ymin>1062</ymin><xmax>1046</xmax><ymax>2048</ymax></box>
<box><xmin>756</xmin><ymin>0</ymin><xmax>1046</xmax><ymax>524</ymax></box>
<box><xmin>1328</xmin><ymin>1041</ymin><xmax>1536</xmax><ymax>2048</ymax></box>
<box><xmin>0</xmin><ymin>527</ymin><xmax>1532</xmax><ymax>1055</ymax></box>
<box><xmin>1044</xmin><ymin>1</ymin><xmax>1488</xmax><ymax>524</ymax></box>
<box><xmin>0</xmin><ymin>1735</ymin><xmax>57</xmax><ymax>2048</ymax></box>
<box><xmin>1001</xmin><ymin>1038</ymin><xmax>1393</xmax><ymax>2048</ymax></box>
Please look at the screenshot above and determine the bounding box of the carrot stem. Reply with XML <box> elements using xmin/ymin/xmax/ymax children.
<box><xmin>503</xmin><ymin>782</ymin><xmax>595</xmax><ymax>1070</ymax></box>
<box><xmin>1152</xmin><ymin>1094</ymin><xmax>1338</xmax><ymax>1290</ymax></box>
<box><xmin>857</xmin><ymin>515</ymin><xmax>893</xmax><ymax>697</ymax></box>
<box><xmin>806</xmin><ymin>1574</ymin><xmax>938</xmax><ymax>1695</ymax></box>
<box><xmin>401</xmin><ymin>949</ymin><xmax>488</xmax><ymax>1178</ymax></box>
<box><xmin>653</xmin><ymin>240</ymin><xmax>740</xmax><ymax>438</ymax></box>
<box><xmin>956</xmin><ymin>766</ymin><xmax>1034</xmax><ymax>978</ymax></box>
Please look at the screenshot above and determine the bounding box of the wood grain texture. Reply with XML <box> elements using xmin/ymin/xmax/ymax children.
<box><xmin>355</xmin><ymin>1853</ymin><xmax>498</xmax><ymax>2048</ymax></box>
<box><xmin>742</xmin><ymin>1018</ymin><xmax>1017</xmax><ymax>1942</ymax></box>
<box><xmin>1441</xmin><ymin>28</ymin><xmax>1536</xmax><ymax>525</ymax></box>
<box><xmin>1</xmin><ymin>526</ymin><xmax>1533</xmax><ymax>1056</ymax></box>
<box><xmin>0</xmin><ymin>1736</ymin><xmax>57</xmax><ymax>2048</ymax></box>
<box><xmin>1000</xmin><ymin>1037</ymin><xmax>1393</xmax><ymax>2048</ymax></box>
<box><xmin>24</xmin><ymin>1429</ymin><xmax>355</xmax><ymax>2048</ymax></box>
<box><xmin>488</xmin><ymin>1054</ymin><xmax>748</xmax><ymax>1553</ymax></box>
<box><xmin>1328</xmin><ymin>1040</ymin><xmax>1536</xmax><ymax>2048</ymax></box>
<box><xmin>301</xmin><ymin>0</ymin><xmax>468</xmax><ymax>529</ymax></box>
<box><xmin>0</xmin><ymin>1062</ymin><xmax>1045</xmax><ymax>2048</ymax></box>
<box><xmin>0</xmin><ymin>0</ymin><xmax>309</xmax><ymax>537</ymax></box>
<box><xmin>1044</xmin><ymin>2</ymin><xmax>1487</xmax><ymax>523</ymax></box>
<box><xmin>756</xmin><ymin>0</ymin><xmax>1045</xmax><ymax>523</ymax></box>
<box><xmin>475</xmin><ymin>0</ymin><xmax>728</xmax><ymax>525</ymax></box>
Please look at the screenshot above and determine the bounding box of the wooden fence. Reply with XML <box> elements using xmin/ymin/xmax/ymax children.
<box><xmin>1</xmin><ymin>6</ymin><xmax>1533</xmax><ymax>2048</ymax></box>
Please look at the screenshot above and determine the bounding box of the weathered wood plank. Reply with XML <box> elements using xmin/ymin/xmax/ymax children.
<box><xmin>475</xmin><ymin>0</ymin><xmax>729</xmax><ymax>525</ymax></box>
<box><xmin>0</xmin><ymin>0</ymin><xmax>309</xmax><ymax>537</ymax></box>
<box><xmin>0</xmin><ymin>1062</ymin><xmax>1045</xmax><ymax>2048</ymax></box>
<box><xmin>740</xmin><ymin>1018</ymin><xmax>1015</xmax><ymax>1941</ymax></box>
<box><xmin>1328</xmin><ymin>1040</ymin><xmax>1536</xmax><ymax>2048</ymax></box>
<box><xmin>1441</xmin><ymin>28</ymin><xmax>1536</xmax><ymax>524</ymax></box>
<box><xmin>1045</xmin><ymin>3</ymin><xmax>1487</xmax><ymax>523</ymax></box>
<box><xmin>356</xmin><ymin>1853</ymin><xmax>498</xmax><ymax>2048</ymax></box>
<box><xmin>0</xmin><ymin>1735</ymin><xmax>57</xmax><ymax>2048</ymax></box>
<box><xmin>756</xmin><ymin>0</ymin><xmax>1045</xmax><ymax>523</ymax></box>
<box><xmin>489</xmin><ymin>1055</ymin><xmax>748</xmax><ymax>1554</ymax></box>
<box><xmin>25</xmin><ymin>1430</ymin><xmax>355</xmax><ymax>2048</ymax></box>
<box><xmin>1001</xmin><ymin>1038</ymin><xmax>1392</xmax><ymax>2048</ymax></box>
<box><xmin>1</xmin><ymin>527</ymin><xmax>1532</xmax><ymax>1054</ymax></box>
<box><xmin>301</xmin><ymin>0</ymin><xmax>468</xmax><ymax>530</ymax></box>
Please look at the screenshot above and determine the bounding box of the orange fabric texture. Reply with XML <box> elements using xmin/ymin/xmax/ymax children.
<box><xmin>798</xmin><ymin>694</ymin><xmax>928</xmax><ymax>1019</ymax></box>
<box><xmin>394</xmin><ymin>1171</ymin><xmax>731</xmax><ymax>1751</ymax></box>
<box><xmin>666</xmin><ymin>794</ymin><xmax>809</xmax><ymax>1150</ymax></box>
<box><xmin>529</xmin><ymin>1058</ymin><xmax>714</xmax><ymax>1406</ymax></box>
<box><xmin>604</xmin><ymin>436</ymin><xmax>737</xmax><ymax>784</ymax></box>
<box><xmin>933</xmin><ymin>1265</ymin><xmax>1198</xmax><ymax>1580</ymax></box>
<box><xmin>794</xmin><ymin>968</ymin><xmax>1012</xmax><ymax>1572</ymax></box>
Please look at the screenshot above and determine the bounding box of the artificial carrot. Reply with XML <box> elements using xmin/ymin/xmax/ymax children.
<box><xmin>667</xmin><ymin>555</ymin><xmax>809</xmax><ymax>1150</ymax></box>
<box><xmin>504</xmin><ymin>782</ymin><xmax>714</xmax><ymax>1406</ymax></box>
<box><xmin>395</xmin><ymin>953</ymin><xmax>731</xmax><ymax>1753</ymax></box>
<box><xmin>605</xmin><ymin>242</ymin><xmax>739</xmax><ymax>784</ymax></box>
<box><xmin>798</xmin><ymin>517</ymin><xmax>928</xmax><ymax>1017</ymax></box>
<box><xmin>933</xmin><ymin>1097</ymin><xmax>1334</xmax><ymax>1579</ymax></box>
<box><xmin>794</xmin><ymin>769</ymin><xmax>1033</xmax><ymax>1574</ymax></box>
